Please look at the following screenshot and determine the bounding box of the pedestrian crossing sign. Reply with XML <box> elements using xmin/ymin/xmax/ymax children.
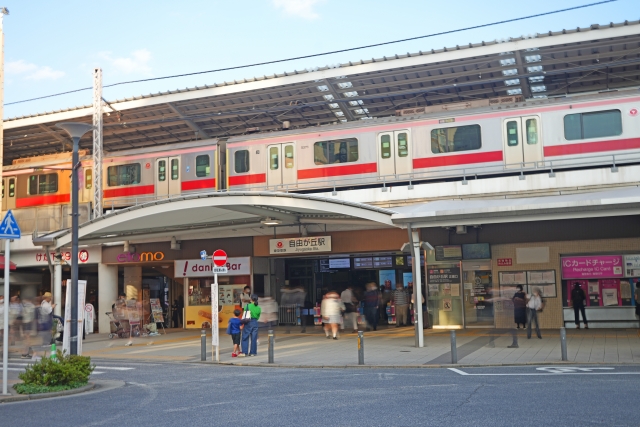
<box><xmin>0</xmin><ymin>210</ymin><xmax>21</xmax><ymax>239</ymax></box>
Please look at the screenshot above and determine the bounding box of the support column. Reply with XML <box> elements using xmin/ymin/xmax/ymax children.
<box><xmin>409</xmin><ymin>225</ymin><xmax>424</xmax><ymax>348</ymax></box>
<box><xmin>54</xmin><ymin>262</ymin><xmax>62</xmax><ymax>317</ymax></box>
<box><xmin>124</xmin><ymin>266</ymin><xmax>142</xmax><ymax>300</ymax></box>
<box><xmin>98</xmin><ymin>263</ymin><xmax>118</xmax><ymax>334</ymax></box>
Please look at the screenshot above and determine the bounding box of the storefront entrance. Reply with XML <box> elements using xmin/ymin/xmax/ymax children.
<box><xmin>462</xmin><ymin>261</ymin><xmax>494</xmax><ymax>328</ymax></box>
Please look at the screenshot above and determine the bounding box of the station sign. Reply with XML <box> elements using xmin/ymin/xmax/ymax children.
<box><xmin>174</xmin><ymin>257</ymin><xmax>250</xmax><ymax>277</ymax></box>
<box><xmin>269</xmin><ymin>236</ymin><xmax>331</xmax><ymax>255</ymax></box>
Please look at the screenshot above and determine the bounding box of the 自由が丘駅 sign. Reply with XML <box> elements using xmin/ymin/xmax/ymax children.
<box><xmin>269</xmin><ymin>236</ymin><xmax>331</xmax><ymax>254</ymax></box>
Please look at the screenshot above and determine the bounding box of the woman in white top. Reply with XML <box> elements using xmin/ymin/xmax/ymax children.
<box><xmin>321</xmin><ymin>291</ymin><xmax>345</xmax><ymax>340</ymax></box>
<box><xmin>526</xmin><ymin>287</ymin><xmax>543</xmax><ymax>339</ymax></box>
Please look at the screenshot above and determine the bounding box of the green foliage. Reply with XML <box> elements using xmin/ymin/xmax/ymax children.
<box><xmin>14</xmin><ymin>382</ymin><xmax>87</xmax><ymax>395</ymax></box>
<box><xmin>18</xmin><ymin>350</ymin><xmax>95</xmax><ymax>390</ymax></box>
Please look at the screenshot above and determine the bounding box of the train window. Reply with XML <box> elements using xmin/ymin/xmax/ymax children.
<box><xmin>506</xmin><ymin>121</ymin><xmax>519</xmax><ymax>146</ymax></box>
<box><xmin>380</xmin><ymin>135</ymin><xmax>391</xmax><ymax>159</ymax></box>
<box><xmin>314</xmin><ymin>138</ymin><xmax>359</xmax><ymax>165</ymax></box>
<box><xmin>526</xmin><ymin>119</ymin><xmax>538</xmax><ymax>145</ymax></box>
<box><xmin>284</xmin><ymin>145</ymin><xmax>294</xmax><ymax>169</ymax></box>
<box><xmin>431</xmin><ymin>125</ymin><xmax>482</xmax><ymax>154</ymax></box>
<box><xmin>158</xmin><ymin>160</ymin><xmax>166</xmax><ymax>182</ymax></box>
<box><xmin>196</xmin><ymin>155</ymin><xmax>210</xmax><ymax>177</ymax></box>
<box><xmin>269</xmin><ymin>147</ymin><xmax>279</xmax><ymax>170</ymax></box>
<box><xmin>564</xmin><ymin>109</ymin><xmax>622</xmax><ymax>140</ymax></box>
<box><xmin>85</xmin><ymin>169</ymin><xmax>93</xmax><ymax>190</ymax></box>
<box><xmin>171</xmin><ymin>159</ymin><xmax>179</xmax><ymax>180</ymax></box>
<box><xmin>107</xmin><ymin>164</ymin><xmax>141</xmax><ymax>187</ymax></box>
<box><xmin>28</xmin><ymin>174</ymin><xmax>58</xmax><ymax>195</ymax></box>
<box><xmin>235</xmin><ymin>150</ymin><xmax>250</xmax><ymax>173</ymax></box>
<box><xmin>397</xmin><ymin>133</ymin><xmax>409</xmax><ymax>157</ymax></box>
<box><xmin>9</xmin><ymin>179</ymin><xmax>14</xmax><ymax>198</ymax></box>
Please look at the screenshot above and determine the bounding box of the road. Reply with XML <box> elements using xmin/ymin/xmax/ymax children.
<box><xmin>1</xmin><ymin>361</ymin><xmax>638</xmax><ymax>426</ymax></box>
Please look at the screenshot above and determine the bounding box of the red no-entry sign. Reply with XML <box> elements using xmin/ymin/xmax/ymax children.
<box><xmin>213</xmin><ymin>249</ymin><xmax>227</xmax><ymax>267</ymax></box>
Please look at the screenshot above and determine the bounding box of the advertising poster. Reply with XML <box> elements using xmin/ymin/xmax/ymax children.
<box><xmin>623</xmin><ymin>255</ymin><xmax>640</xmax><ymax>277</ymax></box>
<box><xmin>599</xmin><ymin>279</ymin><xmax>621</xmax><ymax>307</ymax></box>
<box><xmin>561</xmin><ymin>255</ymin><xmax>623</xmax><ymax>279</ymax></box>
<box><xmin>379</xmin><ymin>270</ymin><xmax>396</xmax><ymax>289</ymax></box>
<box><xmin>150</xmin><ymin>298</ymin><xmax>164</xmax><ymax>323</ymax></box>
<box><xmin>402</xmin><ymin>272</ymin><xmax>413</xmax><ymax>289</ymax></box>
<box><xmin>620</xmin><ymin>280</ymin><xmax>632</xmax><ymax>305</ymax></box>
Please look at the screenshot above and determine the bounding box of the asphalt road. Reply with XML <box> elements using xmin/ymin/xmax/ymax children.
<box><xmin>2</xmin><ymin>361</ymin><xmax>639</xmax><ymax>426</ymax></box>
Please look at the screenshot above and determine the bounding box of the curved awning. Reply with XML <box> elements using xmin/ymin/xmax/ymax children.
<box><xmin>33</xmin><ymin>192</ymin><xmax>398</xmax><ymax>249</ymax></box>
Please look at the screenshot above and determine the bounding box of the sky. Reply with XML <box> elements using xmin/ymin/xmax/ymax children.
<box><xmin>1</xmin><ymin>0</ymin><xmax>636</xmax><ymax>119</ymax></box>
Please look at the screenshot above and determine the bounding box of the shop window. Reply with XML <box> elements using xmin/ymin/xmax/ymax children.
<box><xmin>195</xmin><ymin>155</ymin><xmax>210</xmax><ymax>177</ymax></box>
<box><xmin>234</xmin><ymin>150</ymin><xmax>250</xmax><ymax>173</ymax></box>
<box><xmin>380</xmin><ymin>134</ymin><xmax>391</xmax><ymax>159</ymax></box>
<box><xmin>107</xmin><ymin>163</ymin><xmax>141</xmax><ymax>187</ymax></box>
<box><xmin>564</xmin><ymin>109</ymin><xmax>622</xmax><ymax>140</ymax></box>
<box><xmin>269</xmin><ymin>146</ymin><xmax>279</xmax><ymax>170</ymax></box>
<box><xmin>506</xmin><ymin>121</ymin><xmax>519</xmax><ymax>146</ymax></box>
<box><xmin>158</xmin><ymin>160</ymin><xmax>166</xmax><ymax>182</ymax></box>
<box><xmin>397</xmin><ymin>133</ymin><xmax>409</xmax><ymax>157</ymax></box>
<box><xmin>28</xmin><ymin>173</ymin><xmax>58</xmax><ymax>195</ymax></box>
<box><xmin>85</xmin><ymin>169</ymin><xmax>93</xmax><ymax>190</ymax></box>
<box><xmin>171</xmin><ymin>159</ymin><xmax>179</xmax><ymax>180</ymax></box>
<box><xmin>314</xmin><ymin>138</ymin><xmax>358</xmax><ymax>165</ymax></box>
<box><xmin>526</xmin><ymin>118</ymin><xmax>538</xmax><ymax>145</ymax></box>
<box><xmin>431</xmin><ymin>124</ymin><xmax>482</xmax><ymax>154</ymax></box>
<box><xmin>284</xmin><ymin>145</ymin><xmax>294</xmax><ymax>169</ymax></box>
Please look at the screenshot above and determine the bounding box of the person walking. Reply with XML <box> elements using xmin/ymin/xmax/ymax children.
<box><xmin>392</xmin><ymin>283</ymin><xmax>409</xmax><ymax>327</ymax></box>
<box><xmin>239</xmin><ymin>294</ymin><xmax>261</xmax><ymax>357</ymax></box>
<box><xmin>512</xmin><ymin>285</ymin><xmax>527</xmax><ymax>329</ymax></box>
<box><xmin>363</xmin><ymin>283</ymin><xmax>379</xmax><ymax>331</ymax></box>
<box><xmin>291</xmin><ymin>285</ymin><xmax>307</xmax><ymax>333</ymax></box>
<box><xmin>321</xmin><ymin>291</ymin><xmax>345</xmax><ymax>340</ymax></box>
<box><xmin>526</xmin><ymin>287</ymin><xmax>543</xmax><ymax>339</ymax></box>
<box><xmin>341</xmin><ymin>286</ymin><xmax>358</xmax><ymax>333</ymax></box>
<box><xmin>571</xmin><ymin>283</ymin><xmax>588</xmax><ymax>329</ymax></box>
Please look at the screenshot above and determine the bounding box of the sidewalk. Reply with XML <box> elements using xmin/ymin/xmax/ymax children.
<box><xmin>69</xmin><ymin>326</ymin><xmax>640</xmax><ymax>367</ymax></box>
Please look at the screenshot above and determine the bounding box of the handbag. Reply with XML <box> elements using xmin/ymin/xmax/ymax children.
<box><xmin>241</xmin><ymin>306</ymin><xmax>252</xmax><ymax>324</ymax></box>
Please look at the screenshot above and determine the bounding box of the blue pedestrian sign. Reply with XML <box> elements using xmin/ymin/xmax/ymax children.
<box><xmin>0</xmin><ymin>210</ymin><xmax>21</xmax><ymax>239</ymax></box>
<box><xmin>200</xmin><ymin>250</ymin><xmax>208</xmax><ymax>260</ymax></box>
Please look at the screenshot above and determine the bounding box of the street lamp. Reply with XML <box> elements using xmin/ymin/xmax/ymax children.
<box><xmin>56</xmin><ymin>122</ymin><xmax>93</xmax><ymax>355</ymax></box>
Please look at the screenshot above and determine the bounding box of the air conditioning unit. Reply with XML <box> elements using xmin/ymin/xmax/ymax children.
<box><xmin>456</xmin><ymin>225</ymin><xmax>467</xmax><ymax>235</ymax></box>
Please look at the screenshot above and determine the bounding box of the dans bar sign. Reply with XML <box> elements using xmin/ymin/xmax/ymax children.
<box><xmin>269</xmin><ymin>236</ymin><xmax>332</xmax><ymax>254</ymax></box>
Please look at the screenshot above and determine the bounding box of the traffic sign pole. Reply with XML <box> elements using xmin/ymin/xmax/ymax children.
<box><xmin>210</xmin><ymin>249</ymin><xmax>226</xmax><ymax>363</ymax></box>
<box><xmin>2</xmin><ymin>239</ymin><xmax>9</xmax><ymax>395</ymax></box>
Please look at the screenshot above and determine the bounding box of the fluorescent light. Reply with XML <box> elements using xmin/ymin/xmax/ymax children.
<box><xmin>261</xmin><ymin>218</ymin><xmax>281</xmax><ymax>226</ymax></box>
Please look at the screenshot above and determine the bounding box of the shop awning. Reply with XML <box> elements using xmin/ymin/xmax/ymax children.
<box><xmin>0</xmin><ymin>255</ymin><xmax>17</xmax><ymax>270</ymax></box>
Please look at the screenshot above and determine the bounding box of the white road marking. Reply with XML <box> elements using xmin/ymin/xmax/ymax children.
<box><xmin>448</xmin><ymin>367</ymin><xmax>640</xmax><ymax>376</ymax></box>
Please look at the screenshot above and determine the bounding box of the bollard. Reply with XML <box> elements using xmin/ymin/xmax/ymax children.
<box><xmin>450</xmin><ymin>330</ymin><xmax>458</xmax><ymax>364</ymax></box>
<box><xmin>200</xmin><ymin>330</ymin><xmax>206</xmax><ymax>361</ymax></box>
<box><xmin>357</xmin><ymin>331</ymin><xmax>364</xmax><ymax>365</ymax></box>
<box><xmin>268</xmin><ymin>330</ymin><xmax>274</xmax><ymax>364</ymax></box>
<box><xmin>50</xmin><ymin>343</ymin><xmax>57</xmax><ymax>361</ymax></box>
<box><xmin>560</xmin><ymin>327</ymin><xmax>568</xmax><ymax>361</ymax></box>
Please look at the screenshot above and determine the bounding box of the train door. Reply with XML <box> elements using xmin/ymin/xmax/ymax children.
<box><xmin>502</xmin><ymin>116</ymin><xmax>543</xmax><ymax>169</ymax></box>
<box><xmin>80</xmin><ymin>167</ymin><xmax>92</xmax><ymax>203</ymax></box>
<box><xmin>3</xmin><ymin>177</ymin><xmax>16</xmax><ymax>210</ymax></box>
<box><xmin>377</xmin><ymin>130</ymin><xmax>412</xmax><ymax>178</ymax></box>
<box><xmin>266</xmin><ymin>143</ymin><xmax>296</xmax><ymax>187</ymax></box>
<box><xmin>155</xmin><ymin>156</ymin><xmax>181</xmax><ymax>197</ymax></box>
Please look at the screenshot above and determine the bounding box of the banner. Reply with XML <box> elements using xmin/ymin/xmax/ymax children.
<box><xmin>62</xmin><ymin>280</ymin><xmax>87</xmax><ymax>355</ymax></box>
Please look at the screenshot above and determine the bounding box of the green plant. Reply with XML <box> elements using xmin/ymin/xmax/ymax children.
<box><xmin>14</xmin><ymin>382</ymin><xmax>87</xmax><ymax>395</ymax></box>
<box><xmin>18</xmin><ymin>350</ymin><xmax>95</xmax><ymax>388</ymax></box>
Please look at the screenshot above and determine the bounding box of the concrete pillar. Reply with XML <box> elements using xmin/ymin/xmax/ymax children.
<box><xmin>124</xmin><ymin>266</ymin><xmax>142</xmax><ymax>300</ymax></box>
<box><xmin>54</xmin><ymin>262</ymin><xmax>62</xmax><ymax>317</ymax></box>
<box><xmin>98</xmin><ymin>263</ymin><xmax>118</xmax><ymax>334</ymax></box>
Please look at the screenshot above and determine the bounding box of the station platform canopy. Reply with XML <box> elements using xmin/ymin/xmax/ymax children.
<box><xmin>4</xmin><ymin>20</ymin><xmax>640</xmax><ymax>164</ymax></box>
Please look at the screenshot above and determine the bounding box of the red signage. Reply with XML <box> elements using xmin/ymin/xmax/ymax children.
<box><xmin>497</xmin><ymin>258</ymin><xmax>512</xmax><ymax>266</ymax></box>
<box><xmin>213</xmin><ymin>249</ymin><xmax>227</xmax><ymax>267</ymax></box>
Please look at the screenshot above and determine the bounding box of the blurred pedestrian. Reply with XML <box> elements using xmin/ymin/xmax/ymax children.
<box><xmin>259</xmin><ymin>296</ymin><xmax>278</xmax><ymax>329</ymax></box>
<box><xmin>9</xmin><ymin>295</ymin><xmax>22</xmax><ymax>346</ymax></box>
<box><xmin>239</xmin><ymin>294</ymin><xmax>261</xmax><ymax>357</ymax></box>
<box><xmin>21</xmin><ymin>297</ymin><xmax>36</xmax><ymax>358</ymax></box>
<box><xmin>35</xmin><ymin>292</ymin><xmax>55</xmax><ymax>360</ymax></box>
<box><xmin>341</xmin><ymin>286</ymin><xmax>358</xmax><ymax>333</ymax></box>
<box><xmin>321</xmin><ymin>291</ymin><xmax>345</xmax><ymax>340</ymax></box>
<box><xmin>571</xmin><ymin>282</ymin><xmax>588</xmax><ymax>329</ymax></box>
<box><xmin>527</xmin><ymin>287</ymin><xmax>543</xmax><ymax>339</ymax></box>
<box><xmin>512</xmin><ymin>285</ymin><xmax>527</xmax><ymax>329</ymax></box>
<box><xmin>363</xmin><ymin>283</ymin><xmax>379</xmax><ymax>331</ymax></box>
<box><xmin>292</xmin><ymin>285</ymin><xmax>307</xmax><ymax>333</ymax></box>
<box><xmin>392</xmin><ymin>283</ymin><xmax>409</xmax><ymax>327</ymax></box>
<box><xmin>380</xmin><ymin>281</ymin><xmax>393</xmax><ymax>322</ymax></box>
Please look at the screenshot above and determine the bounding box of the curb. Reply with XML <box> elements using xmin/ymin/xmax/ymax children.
<box><xmin>0</xmin><ymin>382</ymin><xmax>96</xmax><ymax>403</ymax></box>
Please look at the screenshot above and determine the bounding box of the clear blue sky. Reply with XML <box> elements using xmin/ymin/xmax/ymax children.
<box><xmin>2</xmin><ymin>0</ymin><xmax>635</xmax><ymax>119</ymax></box>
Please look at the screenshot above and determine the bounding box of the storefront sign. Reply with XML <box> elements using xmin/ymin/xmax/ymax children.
<box><xmin>623</xmin><ymin>255</ymin><xmax>640</xmax><ymax>277</ymax></box>
<box><xmin>269</xmin><ymin>236</ymin><xmax>331</xmax><ymax>254</ymax></box>
<box><xmin>117</xmin><ymin>251</ymin><xmax>165</xmax><ymax>263</ymax></box>
<box><xmin>497</xmin><ymin>258</ymin><xmax>512</xmax><ymax>266</ymax></box>
<box><xmin>561</xmin><ymin>255</ymin><xmax>623</xmax><ymax>279</ymax></box>
<box><xmin>427</xmin><ymin>267</ymin><xmax>461</xmax><ymax>284</ymax></box>
<box><xmin>11</xmin><ymin>246</ymin><xmax>101</xmax><ymax>267</ymax></box>
<box><xmin>174</xmin><ymin>257</ymin><xmax>250</xmax><ymax>277</ymax></box>
<box><xmin>435</xmin><ymin>245</ymin><xmax>462</xmax><ymax>261</ymax></box>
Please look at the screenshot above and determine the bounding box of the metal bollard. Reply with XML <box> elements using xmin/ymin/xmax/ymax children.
<box><xmin>450</xmin><ymin>330</ymin><xmax>458</xmax><ymax>364</ymax></box>
<box><xmin>357</xmin><ymin>331</ymin><xmax>364</xmax><ymax>365</ymax></box>
<box><xmin>268</xmin><ymin>330</ymin><xmax>275</xmax><ymax>364</ymax></box>
<box><xmin>560</xmin><ymin>327</ymin><xmax>568</xmax><ymax>361</ymax></box>
<box><xmin>200</xmin><ymin>330</ymin><xmax>206</xmax><ymax>361</ymax></box>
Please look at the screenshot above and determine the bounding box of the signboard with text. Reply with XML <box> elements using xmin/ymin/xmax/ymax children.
<box><xmin>623</xmin><ymin>255</ymin><xmax>640</xmax><ymax>277</ymax></box>
<box><xmin>269</xmin><ymin>236</ymin><xmax>331</xmax><ymax>254</ymax></box>
<box><xmin>561</xmin><ymin>255</ymin><xmax>623</xmax><ymax>279</ymax></box>
<box><xmin>174</xmin><ymin>257</ymin><xmax>250</xmax><ymax>277</ymax></box>
<box><xmin>435</xmin><ymin>245</ymin><xmax>462</xmax><ymax>261</ymax></box>
<box><xmin>427</xmin><ymin>267</ymin><xmax>461</xmax><ymax>284</ymax></box>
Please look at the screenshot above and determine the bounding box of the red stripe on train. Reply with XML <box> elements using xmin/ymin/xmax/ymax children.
<box><xmin>229</xmin><ymin>173</ymin><xmax>266</xmax><ymax>186</ymax></box>
<box><xmin>297</xmin><ymin>162</ymin><xmax>377</xmax><ymax>179</ymax></box>
<box><xmin>544</xmin><ymin>137</ymin><xmax>640</xmax><ymax>157</ymax></box>
<box><xmin>16</xmin><ymin>193</ymin><xmax>70</xmax><ymax>208</ymax></box>
<box><xmin>413</xmin><ymin>151</ymin><xmax>503</xmax><ymax>169</ymax></box>
<box><xmin>103</xmin><ymin>185</ymin><xmax>155</xmax><ymax>199</ymax></box>
<box><xmin>181</xmin><ymin>178</ymin><xmax>217</xmax><ymax>191</ymax></box>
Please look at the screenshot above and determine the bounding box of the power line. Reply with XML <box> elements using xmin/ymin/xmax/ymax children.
<box><xmin>5</xmin><ymin>0</ymin><xmax>618</xmax><ymax>107</ymax></box>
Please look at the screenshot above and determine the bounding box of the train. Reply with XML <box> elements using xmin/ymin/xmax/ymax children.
<box><xmin>3</xmin><ymin>88</ymin><xmax>640</xmax><ymax>213</ymax></box>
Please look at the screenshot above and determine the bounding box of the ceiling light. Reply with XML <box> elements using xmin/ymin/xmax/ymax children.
<box><xmin>261</xmin><ymin>218</ymin><xmax>282</xmax><ymax>226</ymax></box>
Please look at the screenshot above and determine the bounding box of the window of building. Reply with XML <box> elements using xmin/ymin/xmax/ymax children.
<box><xmin>195</xmin><ymin>155</ymin><xmax>210</xmax><ymax>177</ymax></box>
<box><xmin>564</xmin><ymin>110</ymin><xmax>622</xmax><ymax>140</ymax></box>
<box><xmin>431</xmin><ymin>125</ymin><xmax>482</xmax><ymax>154</ymax></box>
<box><xmin>28</xmin><ymin>173</ymin><xmax>58</xmax><ymax>195</ymax></box>
<box><xmin>234</xmin><ymin>150</ymin><xmax>250</xmax><ymax>173</ymax></box>
<box><xmin>85</xmin><ymin>169</ymin><xmax>93</xmax><ymax>190</ymax></box>
<box><xmin>107</xmin><ymin>163</ymin><xmax>141</xmax><ymax>187</ymax></box>
<box><xmin>314</xmin><ymin>138</ymin><xmax>358</xmax><ymax>165</ymax></box>
<box><xmin>171</xmin><ymin>158</ymin><xmax>179</xmax><ymax>180</ymax></box>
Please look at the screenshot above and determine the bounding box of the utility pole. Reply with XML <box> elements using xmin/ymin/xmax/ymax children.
<box><xmin>92</xmin><ymin>68</ymin><xmax>103</xmax><ymax>219</ymax></box>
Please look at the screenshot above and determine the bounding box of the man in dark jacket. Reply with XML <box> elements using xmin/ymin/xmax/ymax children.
<box><xmin>571</xmin><ymin>283</ymin><xmax>588</xmax><ymax>329</ymax></box>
